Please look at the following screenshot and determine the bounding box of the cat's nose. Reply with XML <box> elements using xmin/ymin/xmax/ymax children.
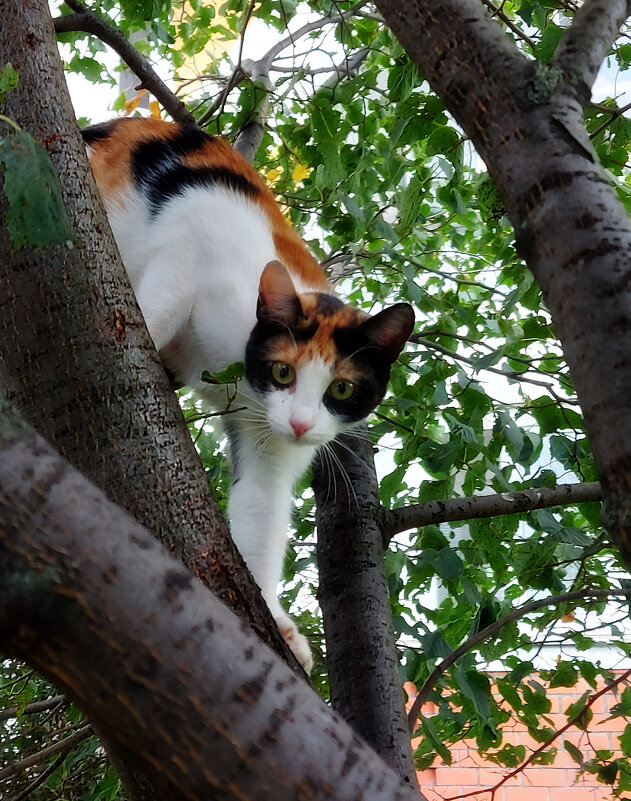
<box><xmin>290</xmin><ymin>419</ymin><xmax>313</xmax><ymax>439</ymax></box>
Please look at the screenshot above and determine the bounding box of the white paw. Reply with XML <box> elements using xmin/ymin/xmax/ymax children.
<box><xmin>275</xmin><ymin>612</ymin><xmax>313</xmax><ymax>673</ymax></box>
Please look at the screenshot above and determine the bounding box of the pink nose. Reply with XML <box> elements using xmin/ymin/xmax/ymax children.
<box><xmin>290</xmin><ymin>419</ymin><xmax>312</xmax><ymax>439</ymax></box>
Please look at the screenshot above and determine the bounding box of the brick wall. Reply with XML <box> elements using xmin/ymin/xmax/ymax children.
<box><xmin>408</xmin><ymin>673</ymin><xmax>628</xmax><ymax>801</ymax></box>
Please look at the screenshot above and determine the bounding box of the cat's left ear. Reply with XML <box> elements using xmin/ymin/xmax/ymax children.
<box><xmin>362</xmin><ymin>303</ymin><xmax>415</xmax><ymax>360</ymax></box>
<box><xmin>257</xmin><ymin>261</ymin><xmax>303</xmax><ymax>324</ymax></box>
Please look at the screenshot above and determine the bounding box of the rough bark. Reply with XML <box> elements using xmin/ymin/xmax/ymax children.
<box><xmin>313</xmin><ymin>433</ymin><xmax>420</xmax><ymax>793</ymax></box>
<box><xmin>0</xmin><ymin>400</ymin><xmax>422</xmax><ymax>801</ymax></box>
<box><xmin>373</xmin><ymin>0</ymin><xmax>631</xmax><ymax>568</ymax></box>
<box><xmin>0</xmin><ymin>0</ymin><xmax>295</xmax><ymax>664</ymax></box>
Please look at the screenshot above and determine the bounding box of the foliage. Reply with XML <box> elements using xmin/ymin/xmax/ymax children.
<box><xmin>4</xmin><ymin>0</ymin><xmax>631</xmax><ymax>798</ymax></box>
<box><xmin>0</xmin><ymin>115</ymin><xmax>73</xmax><ymax>252</ymax></box>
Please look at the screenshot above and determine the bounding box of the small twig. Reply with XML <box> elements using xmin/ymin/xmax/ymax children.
<box><xmin>0</xmin><ymin>724</ymin><xmax>93</xmax><ymax>780</ymax></box>
<box><xmin>590</xmin><ymin>100</ymin><xmax>631</xmax><ymax>139</ymax></box>
<box><xmin>407</xmin><ymin>335</ymin><xmax>577</xmax><ymax>398</ymax></box>
<box><xmin>481</xmin><ymin>0</ymin><xmax>536</xmax><ymax>49</ymax></box>
<box><xmin>184</xmin><ymin>406</ymin><xmax>247</xmax><ymax>424</ymax></box>
<box><xmin>54</xmin><ymin>0</ymin><xmax>195</xmax><ymax>126</ymax></box>
<box><xmin>407</xmin><ymin>589</ymin><xmax>631</xmax><ymax>734</ymax></box>
<box><xmin>257</xmin><ymin>0</ymin><xmax>370</xmax><ymax>71</ymax></box>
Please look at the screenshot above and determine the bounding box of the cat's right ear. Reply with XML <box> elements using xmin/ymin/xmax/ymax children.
<box><xmin>257</xmin><ymin>261</ymin><xmax>303</xmax><ymax>325</ymax></box>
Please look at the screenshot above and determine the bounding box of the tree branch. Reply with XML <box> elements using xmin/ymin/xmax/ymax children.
<box><xmin>6</xmin><ymin>753</ymin><xmax>66</xmax><ymax>801</ymax></box>
<box><xmin>54</xmin><ymin>0</ymin><xmax>196</xmax><ymax>126</ymax></box>
<box><xmin>553</xmin><ymin>0</ymin><xmax>631</xmax><ymax>101</ymax></box>
<box><xmin>480</xmin><ymin>0</ymin><xmax>536</xmax><ymax>50</ymax></box>
<box><xmin>407</xmin><ymin>588</ymin><xmax>631</xmax><ymax>734</ymax></box>
<box><xmin>0</xmin><ymin>398</ymin><xmax>423</xmax><ymax>801</ymax></box>
<box><xmin>0</xmin><ymin>695</ymin><xmax>66</xmax><ymax>722</ymax></box>
<box><xmin>373</xmin><ymin>0</ymin><xmax>631</xmax><ymax>571</ymax></box>
<box><xmin>312</xmin><ymin>432</ymin><xmax>421</xmax><ymax>791</ymax></box>
<box><xmin>259</xmin><ymin>0</ymin><xmax>370</xmax><ymax>71</ymax></box>
<box><xmin>0</xmin><ymin>725</ymin><xmax>93</xmax><ymax>780</ymax></box>
<box><xmin>383</xmin><ymin>481</ymin><xmax>602</xmax><ymax>542</ymax></box>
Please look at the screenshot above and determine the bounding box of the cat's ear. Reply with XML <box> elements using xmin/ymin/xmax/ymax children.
<box><xmin>362</xmin><ymin>303</ymin><xmax>415</xmax><ymax>360</ymax></box>
<box><xmin>257</xmin><ymin>261</ymin><xmax>303</xmax><ymax>324</ymax></box>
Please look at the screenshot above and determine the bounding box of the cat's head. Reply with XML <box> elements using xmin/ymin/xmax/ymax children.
<box><xmin>244</xmin><ymin>261</ymin><xmax>414</xmax><ymax>446</ymax></box>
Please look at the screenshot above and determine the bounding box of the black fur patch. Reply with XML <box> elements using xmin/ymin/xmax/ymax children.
<box><xmin>130</xmin><ymin>127</ymin><xmax>260</xmax><ymax>215</ymax></box>
<box><xmin>332</xmin><ymin>324</ymin><xmax>395</xmax><ymax>416</ymax></box>
<box><xmin>245</xmin><ymin>320</ymin><xmax>288</xmax><ymax>395</ymax></box>
<box><xmin>313</xmin><ymin>293</ymin><xmax>345</xmax><ymax>315</ymax></box>
<box><xmin>81</xmin><ymin>120</ymin><xmax>121</xmax><ymax>145</ymax></box>
<box><xmin>323</xmin><ymin>375</ymin><xmax>380</xmax><ymax>423</ymax></box>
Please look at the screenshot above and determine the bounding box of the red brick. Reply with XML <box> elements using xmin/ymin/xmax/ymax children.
<box><xmin>435</xmin><ymin>767</ymin><xmax>478</xmax><ymax>786</ymax></box>
<box><xmin>416</xmin><ymin>768</ymin><xmax>436</xmax><ymax>787</ymax></box>
<box><xmin>581</xmin><ymin>731</ymin><xmax>612</xmax><ymax>751</ymax></box>
<box><xmin>549</xmin><ymin>788</ymin><xmax>598</xmax><ymax>801</ymax></box>
<box><xmin>498</xmin><ymin>787</ymin><xmax>550</xmax><ymax>801</ymax></box>
<box><xmin>477</xmin><ymin>767</ymin><xmax>521</xmax><ymax>787</ymax></box>
<box><xmin>522</xmin><ymin>768</ymin><xmax>568</xmax><ymax>786</ymax></box>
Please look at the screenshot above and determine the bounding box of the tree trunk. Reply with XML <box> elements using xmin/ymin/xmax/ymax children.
<box><xmin>374</xmin><ymin>0</ymin><xmax>631</xmax><ymax>569</ymax></box>
<box><xmin>0</xmin><ymin>0</ymin><xmax>294</xmax><ymax>661</ymax></box>
<box><xmin>0</xmin><ymin>399</ymin><xmax>423</xmax><ymax>801</ymax></box>
<box><xmin>313</xmin><ymin>433</ymin><xmax>420</xmax><ymax>792</ymax></box>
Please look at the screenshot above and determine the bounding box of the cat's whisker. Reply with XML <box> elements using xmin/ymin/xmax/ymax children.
<box><xmin>332</xmin><ymin>437</ymin><xmax>375</xmax><ymax>476</ymax></box>
<box><xmin>317</xmin><ymin>445</ymin><xmax>336</xmax><ymax>508</ymax></box>
<box><xmin>322</xmin><ymin>441</ymin><xmax>357</xmax><ymax>512</ymax></box>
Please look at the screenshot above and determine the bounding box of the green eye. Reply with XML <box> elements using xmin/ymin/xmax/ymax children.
<box><xmin>271</xmin><ymin>362</ymin><xmax>295</xmax><ymax>385</ymax></box>
<box><xmin>327</xmin><ymin>378</ymin><xmax>356</xmax><ymax>401</ymax></box>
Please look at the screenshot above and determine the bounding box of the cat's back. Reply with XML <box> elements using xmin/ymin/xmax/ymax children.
<box><xmin>83</xmin><ymin>118</ymin><xmax>327</xmax><ymax>291</ymax></box>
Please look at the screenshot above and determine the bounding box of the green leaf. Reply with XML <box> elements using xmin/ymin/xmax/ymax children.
<box><xmin>0</xmin><ymin>62</ymin><xmax>19</xmax><ymax>103</ymax></box>
<box><xmin>421</xmin><ymin>715</ymin><xmax>452</xmax><ymax>764</ymax></box>
<box><xmin>0</xmin><ymin>119</ymin><xmax>73</xmax><ymax>252</ymax></box>
<box><xmin>549</xmin><ymin>660</ymin><xmax>578</xmax><ymax>688</ymax></box>
<box><xmin>454</xmin><ymin>664</ymin><xmax>492</xmax><ymax>721</ymax></box>
<box><xmin>396</xmin><ymin>172</ymin><xmax>426</xmax><ymax>234</ymax></box>
<box><xmin>200</xmin><ymin>362</ymin><xmax>245</xmax><ymax>385</ymax></box>
<box><xmin>564</xmin><ymin>740</ymin><xmax>584</xmax><ymax>766</ymax></box>
<box><xmin>434</xmin><ymin>548</ymin><xmax>464</xmax><ymax>580</ymax></box>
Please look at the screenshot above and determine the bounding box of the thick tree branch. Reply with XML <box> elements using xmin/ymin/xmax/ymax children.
<box><xmin>2</xmin><ymin>0</ymin><xmax>295</xmax><ymax>668</ymax></box>
<box><xmin>383</xmin><ymin>481</ymin><xmax>602</xmax><ymax>542</ymax></box>
<box><xmin>553</xmin><ymin>0</ymin><xmax>631</xmax><ymax>101</ymax></box>
<box><xmin>373</xmin><ymin>0</ymin><xmax>631</xmax><ymax>570</ymax></box>
<box><xmin>0</xmin><ymin>400</ymin><xmax>421</xmax><ymax>801</ymax></box>
<box><xmin>54</xmin><ymin>0</ymin><xmax>195</xmax><ymax>126</ymax></box>
<box><xmin>407</xmin><ymin>587</ymin><xmax>631</xmax><ymax>733</ymax></box>
<box><xmin>313</xmin><ymin>433</ymin><xmax>421</xmax><ymax>793</ymax></box>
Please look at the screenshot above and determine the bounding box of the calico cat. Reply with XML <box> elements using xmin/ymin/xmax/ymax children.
<box><xmin>83</xmin><ymin>117</ymin><xmax>414</xmax><ymax>671</ymax></box>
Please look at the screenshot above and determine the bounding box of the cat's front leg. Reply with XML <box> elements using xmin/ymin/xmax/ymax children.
<box><xmin>226</xmin><ymin>429</ymin><xmax>314</xmax><ymax>672</ymax></box>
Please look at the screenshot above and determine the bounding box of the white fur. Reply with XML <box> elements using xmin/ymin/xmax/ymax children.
<box><xmin>103</xmin><ymin>183</ymin><xmax>350</xmax><ymax>671</ymax></box>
